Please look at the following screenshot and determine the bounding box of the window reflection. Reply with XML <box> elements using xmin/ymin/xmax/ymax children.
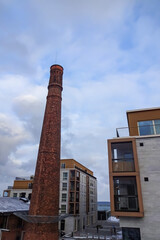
<box><xmin>138</xmin><ymin>119</ymin><xmax>160</xmax><ymax>136</ymax></box>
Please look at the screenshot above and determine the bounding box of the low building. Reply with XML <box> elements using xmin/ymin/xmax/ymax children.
<box><xmin>3</xmin><ymin>159</ymin><xmax>97</xmax><ymax>235</ymax></box>
<box><xmin>3</xmin><ymin>176</ymin><xmax>33</xmax><ymax>199</ymax></box>
<box><xmin>108</xmin><ymin>107</ymin><xmax>160</xmax><ymax>240</ymax></box>
<box><xmin>97</xmin><ymin>201</ymin><xmax>110</xmax><ymax>220</ymax></box>
<box><xmin>0</xmin><ymin>197</ymin><xmax>29</xmax><ymax>240</ymax></box>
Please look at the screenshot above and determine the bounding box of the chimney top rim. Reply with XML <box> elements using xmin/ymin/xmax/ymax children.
<box><xmin>50</xmin><ymin>64</ymin><xmax>63</xmax><ymax>71</ymax></box>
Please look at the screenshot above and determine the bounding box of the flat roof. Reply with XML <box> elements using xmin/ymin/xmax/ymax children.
<box><xmin>109</xmin><ymin>134</ymin><xmax>160</xmax><ymax>141</ymax></box>
<box><xmin>126</xmin><ymin>107</ymin><xmax>160</xmax><ymax>113</ymax></box>
<box><xmin>61</xmin><ymin>158</ymin><xmax>93</xmax><ymax>175</ymax></box>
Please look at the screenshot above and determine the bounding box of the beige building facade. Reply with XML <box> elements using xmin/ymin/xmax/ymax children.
<box><xmin>108</xmin><ymin>107</ymin><xmax>160</xmax><ymax>240</ymax></box>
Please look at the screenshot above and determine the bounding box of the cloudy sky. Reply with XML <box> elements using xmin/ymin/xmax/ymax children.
<box><xmin>0</xmin><ymin>0</ymin><xmax>160</xmax><ymax>200</ymax></box>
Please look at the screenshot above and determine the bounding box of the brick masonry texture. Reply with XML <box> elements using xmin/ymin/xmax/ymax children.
<box><xmin>1</xmin><ymin>215</ymin><xmax>23</xmax><ymax>240</ymax></box>
<box><xmin>24</xmin><ymin>65</ymin><xmax>63</xmax><ymax>240</ymax></box>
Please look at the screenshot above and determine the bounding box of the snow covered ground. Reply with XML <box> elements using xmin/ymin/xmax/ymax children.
<box><xmin>107</xmin><ymin>216</ymin><xmax>119</xmax><ymax>223</ymax></box>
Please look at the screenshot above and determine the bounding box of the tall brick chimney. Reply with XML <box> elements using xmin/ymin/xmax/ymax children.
<box><xmin>24</xmin><ymin>64</ymin><xmax>63</xmax><ymax>240</ymax></box>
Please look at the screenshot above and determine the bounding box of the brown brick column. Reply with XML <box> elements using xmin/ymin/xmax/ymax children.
<box><xmin>23</xmin><ymin>65</ymin><xmax>63</xmax><ymax>240</ymax></box>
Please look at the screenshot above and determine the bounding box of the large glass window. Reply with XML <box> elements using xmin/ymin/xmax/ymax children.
<box><xmin>138</xmin><ymin>119</ymin><xmax>160</xmax><ymax>136</ymax></box>
<box><xmin>155</xmin><ymin>119</ymin><xmax>160</xmax><ymax>134</ymax></box>
<box><xmin>111</xmin><ymin>142</ymin><xmax>135</xmax><ymax>172</ymax></box>
<box><xmin>122</xmin><ymin>227</ymin><xmax>141</xmax><ymax>240</ymax></box>
<box><xmin>114</xmin><ymin>177</ymin><xmax>139</xmax><ymax>212</ymax></box>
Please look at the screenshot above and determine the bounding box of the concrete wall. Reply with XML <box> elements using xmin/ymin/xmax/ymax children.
<box><xmin>64</xmin><ymin>216</ymin><xmax>75</xmax><ymax>234</ymax></box>
<box><xmin>120</xmin><ymin>136</ymin><xmax>160</xmax><ymax>240</ymax></box>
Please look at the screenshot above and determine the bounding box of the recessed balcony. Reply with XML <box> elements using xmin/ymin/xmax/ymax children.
<box><xmin>111</xmin><ymin>142</ymin><xmax>135</xmax><ymax>172</ymax></box>
<box><xmin>113</xmin><ymin>176</ymin><xmax>139</xmax><ymax>212</ymax></box>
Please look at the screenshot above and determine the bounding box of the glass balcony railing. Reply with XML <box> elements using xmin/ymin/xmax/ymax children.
<box><xmin>112</xmin><ymin>158</ymin><xmax>135</xmax><ymax>172</ymax></box>
<box><xmin>114</xmin><ymin>195</ymin><xmax>139</xmax><ymax>212</ymax></box>
<box><xmin>116</xmin><ymin>122</ymin><xmax>160</xmax><ymax>137</ymax></box>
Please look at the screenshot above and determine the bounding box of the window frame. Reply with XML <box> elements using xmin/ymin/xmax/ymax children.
<box><xmin>61</xmin><ymin>163</ymin><xmax>65</xmax><ymax>168</ymax></box>
<box><xmin>61</xmin><ymin>204</ymin><xmax>66</xmax><ymax>213</ymax></box>
<box><xmin>138</xmin><ymin>119</ymin><xmax>160</xmax><ymax>136</ymax></box>
<box><xmin>62</xmin><ymin>193</ymin><xmax>67</xmax><ymax>202</ymax></box>
<box><xmin>62</xmin><ymin>182</ymin><xmax>67</xmax><ymax>191</ymax></box>
<box><xmin>63</xmin><ymin>172</ymin><xmax>68</xmax><ymax>181</ymax></box>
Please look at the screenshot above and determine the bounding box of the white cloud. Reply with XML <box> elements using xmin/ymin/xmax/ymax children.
<box><xmin>0</xmin><ymin>1</ymin><xmax>160</xmax><ymax>200</ymax></box>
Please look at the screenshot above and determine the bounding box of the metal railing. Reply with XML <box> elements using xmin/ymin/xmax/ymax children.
<box><xmin>116</xmin><ymin>123</ymin><xmax>160</xmax><ymax>137</ymax></box>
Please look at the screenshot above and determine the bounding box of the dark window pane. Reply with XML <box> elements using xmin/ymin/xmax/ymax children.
<box><xmin>70</xmin><ymin>170</ymin><xmax>75</xmax><ymax>179</ymax></box>
<box><xmin>70</xmin><ymin>192</ymin><xmax>74</xmax><ymax>202</ymax></box>
<box><xmin>76</xmin><ymin>182</ymin><xmax>79</xmax><ymax>191</ymax></box>
<box><xmin>61</xmin><ymin>220</ymin><xmax>65</xmax><ymax>231</ymax></box>
<box><xmin>122</xmin><ymin>227</ymin><xmax>141</xmax><ymax>240</ymax></box>
<box><xmin>69</xmin><ymin>203</ymin><xmax>74</xmax><ymax>214</ymax></box>
<box><xmin>70</xmin><ymin>181</ymin><xmax>75</xmax><ymax>191</ymax></box>
<box><xmin>114</xmin><ymin>177</ymin><xmax>139</xmax><ymax>212</ymax></box>
<box><xmin>127</xmin><ymin>184</ymin><xmax>136</xmax><ymax>195</ymax></box>
<box><xmin>128</xmin><ymin>197</ymin><xmax>137</xmax><ymax>209</ymax></box>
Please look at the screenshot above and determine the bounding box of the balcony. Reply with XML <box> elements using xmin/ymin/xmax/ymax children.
<box><xmin>111</xmin><ymin>142</ymin><xmax>135</xmax><ymax>172</ymax></box>
<box><xmin>113</xmin><ymin>176</ymin><xmax>139</xmax><ymax>213</ymax></box>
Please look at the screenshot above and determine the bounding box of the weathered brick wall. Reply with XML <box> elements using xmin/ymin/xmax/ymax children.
<box><xmin>24</xmin><ymin>65</ymin><xmax>63</xmax><ymax>240</ymax></box>
<box><xmin>1</xmin><ymin>214</ymin><xmax>23</xmax><ymax>240</ymax></box>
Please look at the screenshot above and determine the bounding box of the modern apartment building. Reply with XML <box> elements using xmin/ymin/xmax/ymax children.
<box><xmin>3</xmin><ymin>177</ymin><xmax>33</xmax><ymax>199</ymax></box>
<box><xmin>108</xmin><ymin>107</ymin><xmax>160</xmax><ymax>240</ymax></box>
<box><xmin>59</xmin><ymin>159</ymin><xmax>97</xmax><ymax>234</ymax></box>
<box><xmin>3</xmin><ymin>159</ymin><xmax>97</xmax><ymax>235</ymax></box>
